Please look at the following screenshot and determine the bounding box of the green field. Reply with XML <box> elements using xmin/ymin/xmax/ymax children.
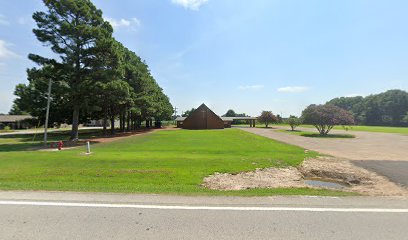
<box><xmin>331</xmin><ymin>125</ymin><xmax>408</xmax><ymax>135</ymax></box>
<box><xmin>0</xmin><ymin>129</ymin><xmax>352</xmax><ymax>196</ymax></box>
<box><xmin>278</xmin><ymin>130</ymin><xmax>355</xmax><ymax>138</ymax></box>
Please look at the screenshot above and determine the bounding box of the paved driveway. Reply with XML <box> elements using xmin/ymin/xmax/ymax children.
<box><xmin>352</xmin><ymin>160</ymin><xmax>408</xmax><ymax>187</ymax></box>
<box><xmin>240</xmin><ymin>127</ymin><xmax>408</xmax><ymax>161</ymax></box>
<box><xmin>240</xmin><ymin>127</ymin><xmax>408</xmax><ymax>186</ymax></box>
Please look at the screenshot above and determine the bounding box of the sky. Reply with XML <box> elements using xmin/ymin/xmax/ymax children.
<box><xmin>0</xmin><ymin>0</ymin><xmax>408</xmax><ymax>117</ymax></box>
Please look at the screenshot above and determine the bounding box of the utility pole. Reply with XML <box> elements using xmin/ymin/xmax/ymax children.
<box><xmin>173</xmin><ymin>106</ymin><xmax>178</xmax><ymax>118</ymax></box>
<box><xmin>44</xmin><ymin>78</ymin><xmax>52</xmax><ymax>147</ymax></box>
<box><xmin>173</xmin><ymin>106</ymin><xmax>178</xmax><ymax>125</ymax></box>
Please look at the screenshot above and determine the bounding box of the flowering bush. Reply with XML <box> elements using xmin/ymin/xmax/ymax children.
<box><xmin>257</xmin><ymin>111</ymin><xmax>278</xmax><ymax>128</ymax></box>
<box><xmin>301</xmin><ymin>104</ymin><xmax>355</xmax><ymax>135</ymax></box>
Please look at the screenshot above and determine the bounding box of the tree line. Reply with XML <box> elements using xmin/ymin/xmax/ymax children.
<box><xmin>327</xmin><ymin>89</ymin><xmax>408</xmax><ymax>127</ymax></box>
<box><xmin>9</xmin><ymin>0</ymin><xmax>173</xmax><ymax>139</ymax></box>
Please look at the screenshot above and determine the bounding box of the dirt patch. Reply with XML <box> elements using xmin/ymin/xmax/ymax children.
<box><xmin>90</xmin><ymin>128</ymin><xmax>157</xmax><ymax>143</ymax></box>
<box><xmin>300</xmin><ymin>157</ymin><xmax>408</xmax><ymax>196</ymax></box>
<box><xmin>202</xmin><ymin>157</ymin><xmax>408</xmax><ymax>196</ymax></box>
<box><xmin>34</xmin><ymin>127</ymin><xmax>178</xmax><ymax>151</ymax></box>
<box><xmin>202</xmin><ymin>168</ymin><xmax>305</xmax><ymax>190</ymax></box>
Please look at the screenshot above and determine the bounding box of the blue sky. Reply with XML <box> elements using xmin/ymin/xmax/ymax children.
<box><xmin>1</xmin><ymin>0</ymin><xmax>407</xmax><ymax>116</ymax></box>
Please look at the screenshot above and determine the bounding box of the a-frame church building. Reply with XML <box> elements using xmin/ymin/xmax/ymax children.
<box><xmin>175</xmin><ymin>104</ymin><xmax>257</xmax><ymax>129</ymax></box>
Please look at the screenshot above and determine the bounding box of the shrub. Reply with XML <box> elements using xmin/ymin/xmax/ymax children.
<box><xmin>286</xmin><ymin>116</ymin><xmax>302</xmax><ymax>131</ymax></box>
<box><xmin>301</xmin><ymin>104</ymin><xmax>355</xmax><ymax>135</ymax></box>
<box><xmin>257</xmin><ymin>111</ymin><xmax>278</xmax><ymax>128</ymax></box>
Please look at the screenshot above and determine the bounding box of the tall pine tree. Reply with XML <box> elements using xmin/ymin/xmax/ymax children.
<box><xmin>30</xmin><ymin>0</ymin><xmax>112</xmax><ymax>140</ymax></box>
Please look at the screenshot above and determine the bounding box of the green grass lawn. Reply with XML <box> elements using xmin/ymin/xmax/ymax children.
<box><xmin>0</xmin><ymin>128</ymin><xmax>353</xmax><ymax>196</ymax></box>
<box><xmin>278</xmin><ymin>130</ymin><xmax>355</xmax><ymax>139</ymax></box>
<box><xmin>331</xmin><ymin>125</ymin><xmax>408</xmax><ymax>135</ymax></box>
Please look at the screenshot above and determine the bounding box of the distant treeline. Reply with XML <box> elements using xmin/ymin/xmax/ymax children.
<box><xmin>222</xmin><ymin>109</ymin><xmax>249</xmax><ymax>124</ymax></box>
<box><xmin>327</xmin><ymin>90</ymin><xmax>408</xmax><ymax>127</ymax></box>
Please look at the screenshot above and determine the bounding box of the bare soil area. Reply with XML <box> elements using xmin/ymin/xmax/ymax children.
<box><xmin>202</xmin><ymin>157</ymin><xmax>408</xmax><ymax>196</ymax></box>
<box><xmin>38</xmin><ymin>127</ymin><xmax>178</xmax><ymax>151</ymax></box>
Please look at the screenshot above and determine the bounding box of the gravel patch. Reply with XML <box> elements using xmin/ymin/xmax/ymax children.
<box><xmin>202</xmin><ymin>157</ymin><xmax>408</xmax><ymax>196</ymax></box>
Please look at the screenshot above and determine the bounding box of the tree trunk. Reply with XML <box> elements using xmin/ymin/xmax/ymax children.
<box><xmin>70</xmin><ymin>104</ymin><xmax>80</xmax><ymax>140</ymax></box>
<box><xmin>122</xmin><ymin>111</ymin><xmax>126</xmax><ymax>132</ymax></box>
<box><xmin>127</xmin><ymin>111</ymin><xmax>131</xmax><ymax>132</ymax></box>
<box><xmin>110</xmin><ymin>116</ymin><xmax>115</xmax><ymax>135</ymax></box>
<box><xmin>136</xmin><ymin>116</ymin><xmax>142</xmax><ymax>129</ymax></box>
<box><xmin>103</xmin><ymin>108</ymin><xmax>108</xmax><ymax>136</ymax></box>
<box><xmin>119</xmin><ymin>113</ymin><xmax>123</xmax><ymax>132</ymax></box>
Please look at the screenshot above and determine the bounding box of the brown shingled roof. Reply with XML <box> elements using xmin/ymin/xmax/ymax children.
<box><xmin>0</xmin><ymin>115</ymin><xmax>34</xmax><ymax>123</ymax></box>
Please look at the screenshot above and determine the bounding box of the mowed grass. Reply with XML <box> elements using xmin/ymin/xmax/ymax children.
<box><xmin>0</xmin><ymin>129</ymin><xmax>353</xmax><ymax>196</ymax></box>
<box><xmin>278</xmin><ymin>130</ymin><xmax>355</xmax><ymax>139</ymax></box>
<box><xmin>331</xmin><ymin>125</ymin><xmax>408</xmax><ymax>135</ymax></box>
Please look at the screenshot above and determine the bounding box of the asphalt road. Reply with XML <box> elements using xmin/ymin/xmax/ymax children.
<box><xmin>0</xmin><ymin>191</ymin><xmax>407</xmax><ymax>240</ymax></box>
<box><xmin>353</xmin><ymin>160</ymin><xmax>408</xmax><ymax>187</ymax></box>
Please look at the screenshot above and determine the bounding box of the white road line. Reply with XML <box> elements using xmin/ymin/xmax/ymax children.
<box><xmin>0</xmin><ymin>200</ymin><xmax>407</xmax><ymax>213</ymax></box>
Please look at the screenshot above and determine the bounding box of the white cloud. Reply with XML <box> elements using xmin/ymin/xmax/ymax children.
<box><xmin>239</xmin><ymin>84</ymin><xmax>264</xmax><ymax>90</ymax></box>
<box><xmin>0</xmin><ymin>14</ymin><xmax>10</xmax><ymax>26</ymax></box>
<box><xmin>105</xmin><ymin>17</ymin><xmax>141</xmax><ymax>30</ymax></box>
<box><xmin>277</xmin><ymin>86</ymin><xmax>309</xmax><ymax>93</ymax></box>
<box><xmin>0</xmin><ymin>40</ymin><xmax>20</xmax><ymax>59</ymax></box>
<box><xmin>131</xmin><ymin>18</ymin><xmax>141</xmax><ymax>27</ymax></box>
<box><xmin>171</xmin><ymin>0</ymin><xmax>208</xmax><ymax>10</ymax></box>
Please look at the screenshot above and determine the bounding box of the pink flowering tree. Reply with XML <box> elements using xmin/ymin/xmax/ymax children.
<box><xmin>257</xmin><ymin>111</ymin><xmax>278</xmax><ymax>128</ymax></box>
<box><xmin>301</xmin><ymin>104</ymin><xmax>355</xmax><ymax>135</ymax></box>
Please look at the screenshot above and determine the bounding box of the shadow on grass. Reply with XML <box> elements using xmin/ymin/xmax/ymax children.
<box><xmin>279</xmin><ymin>130</ymin><xmax>355</xmax><ymax>138</ymax></box>
<box><xmin>0</xmin><ymin>143</ymin><xmax>41</xmax><ymax>152</ymax></box>
<box><xmin>0</xmin><ymin>128</ymin><xmax>156</xmax><ymax>152</ymax></box>
<box><xmin>301</xmin><ymin>133</ymin><xmax>355</xmax><ymax>138</ymax></box>
<box><xmin>0</xmin><ymin>129</ymin><xmax>101</xmax><ymax>142</ymax></box>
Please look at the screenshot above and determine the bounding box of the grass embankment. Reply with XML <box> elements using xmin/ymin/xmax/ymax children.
<box><xmin>0</xmin><ymin>129</ymin><xmax>352</xmax><ymax>196</ymax></box>
<box><xmin>278</xmin><ymin>130</ymin><xmax>355</xmax><ymax>139</ymax></box>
